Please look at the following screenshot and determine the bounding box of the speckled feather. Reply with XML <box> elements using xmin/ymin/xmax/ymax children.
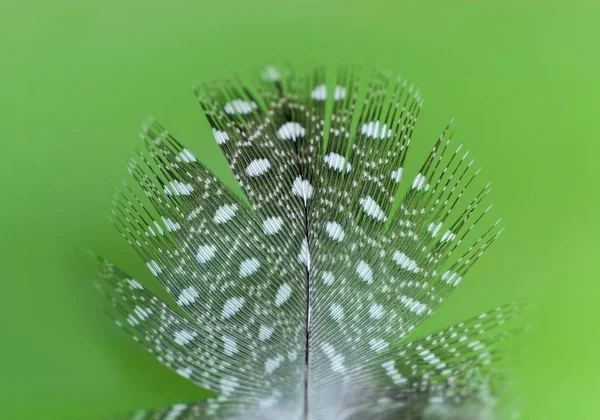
<box><xmin>96</xmin><ymin>66</ymin><xmax>521</xmax><ymax>420</ymax></box>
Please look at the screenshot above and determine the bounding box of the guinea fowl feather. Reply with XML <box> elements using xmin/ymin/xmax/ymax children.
<box><xmin>95</xmin><ymin>65</ymin><xmax>522</xmax><ymax>420</ymax></box>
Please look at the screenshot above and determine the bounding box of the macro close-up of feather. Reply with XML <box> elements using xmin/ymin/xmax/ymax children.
<box><xmin>2</xmin><ymin>1</ymin><xmax>598</xmax><ymax>419</ymax></box>
<box><xmin>95</xmin><ymin>66</ymin><xmax>524</xmax><ymax>419</ymax></box>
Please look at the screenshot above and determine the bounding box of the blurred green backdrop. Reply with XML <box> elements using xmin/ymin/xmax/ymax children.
<box><xmin>1</xmin><ymin>0</ymin><xmax>598</xmax><ymax>418</ymax></box>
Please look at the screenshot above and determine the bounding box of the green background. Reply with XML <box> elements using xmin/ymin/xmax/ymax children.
<box><xmin>1</xmin><ymin>1</ymin><xmax>598</xmax><ymax>418</ymax></box>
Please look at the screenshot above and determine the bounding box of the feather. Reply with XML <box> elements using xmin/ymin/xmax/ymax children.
<box><xmin>96</xmin><ymin>65</ymin><xmax>523</xmax><ymax>419</ymax></box>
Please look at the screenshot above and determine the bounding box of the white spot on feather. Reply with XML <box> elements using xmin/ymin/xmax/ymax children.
<box><xmin>325</xmin><ymin>221</ymin><xmax>345</xmax><ymax>241</ymax></box>
<box><xmin>419</xmin><ymin>349</ymin><xmax>442</xmax><ymax>366</ymax></box>
<box><xmin>126</xmin><ymin>314</ymin><xmax>138</xmax><ymax>326</ymax></box>
<box><xmin>311</xmin><ymin>84</ymin><xmax>327</xmax><ymax>101</ymax></box>
<box><xmin>219</xmin><ymin>376</ymin><xmax>239</xmax><ymax>396</ymax></box>
<box><xmin>333</xmin><ymin>85</ymin><xmax>347</xmax><ymax>101</ymax></box>
<box><xmin>441</xmin><ymin>271</ymin><xmax>462</xmax><ymax>286</ymax></box>
<box><xmin>164</xmin><ymin>180</ymin><xmax>193</xmax><ymax>196</ymax></box>
<box><xmin>441</xmin><ymin>230</ymin><xmax>456</xmax><ymax>242</ymax></box>
<box><xmin>275</xmin><ymin>283</ymin><xmax>292</xmax><ymax>306</ymax></box>
<box><xmin>324</xmin><ymin>152</ymin><xmax>351</xmax><ymax>172</ymax></box>
<box><xmin>322</xmin><ymin>271</ymin><xmax>335</xmax><ymax>286</ymax></box>
<box><xmin>213</xmin><ymin>128</ymin><xmax>229</xmax><ymax>145</ymax></box>
<box><xmin>298</xmin><ymin>237</ymin><xmax>310</xmax><ymax>268</ymax></box>
<box><xmin>174</xmin><ymin>329</ymin><xmax>197</xmax><ymax>346</ymax></box>
<box><xmin>221</xmin><ymin>297</ymin><xmax>245</xmax><ymax>319</ymax></box>
<box><xmin>277</xmin><ymin>122</ymin><xmax>305</xmax><ymax>142</ymax></box>
<box><xmin>427</xmin><ymin>222</ymin><xmax>443</xmax><ymax>237</ymax></box>
<box><xmin>265</xmin><ymin>355</ymin><xmax>284</xmax><ymax>374</ymax></box>
<box><xmin>259</xmin><ymin>396</ymin><xmax>278</xmax><ymax>409</ymax></box>
<box><xmin>468</xmin><ymin>340</ymin><xmax>486</xmax><ymax>352</ymax></box>
<box><xmin>360</xmin><ymin>196</ymin><xmax>386</xmax><ymax>221</ymax></box>
<box><xmin>126</xmin><ymin>306</ymin><xmax>151</xmax><ymax>326</ymax></box>
<box><xmin>146</xmin><ymin>260</ymin><xmax>161</xmax><ymax>276</ymax></box>
<box><xmin>292</xmin><ymin>177</ymin><xmax>313</xmax><ymax>204</ymax></box>
<box><xmin>321</xmin><ymin>343</ymin><xmax>345</xmax><ymax>372</ymax></box>
<box><xmin>330</xmin><ymin>304</ymin><xmax>344</xmax><ymax>322</ymax></box>
<box><xmin>176</xmin><ymin>367</ymin><xmax>193</xmax><ymax>379</ymax></box>
<box><xmin>311</xmin><ymin>84</ymin><xmax>346</xmax><ymax>101</ymax></box>
<box><xmin>176</xmin><ymin>148</ymin><xmax>196</xmax><ymax>163</ymax></box>
<box><xmin>134</xmin><ymin>306</ymin><xmax>151</xmax><ymax>320</ymax></box>
<box><xmin>262</xmin><ymin>65</ymin><xmax>280</xmax><ymax>81</ymax></box>
<box><xmin>392</xmin><ymin>251</ymin><xmax>421</xmax><ymax>273</ymax></box>
<box><xmin>214</xmin><ymin>204</ymin><xmax>238</xmax><ymax>224</ymax></box>
<box><xmin>369</xmin><ymin>337</ymin><xmax>389</xmax><ymax>352</ymax></box>
<box><xmin>382</xmin><ymin>360</ymin><xmax>407</xmax><ymax>385</ymax></box>
<box><xmin>224</xmin><ymin>99</ymin><xmax>257</xmax><ymax>115</ymax></box>
<box><xmin>222</xmin><ymin>335</ymin><xmax>238</xmax><ymax>356</ymax></box>
<box><xmin>412</xmin><ymin>173</ymin><xmax>426</xmax><ymax>190</ymax></box>
<box><xmin>161</xmin><ymin>217</ymin><xmax>181</xmax><ymax>232</ymax></box>
<box><xmin>400</xmin><ymin>295</ymin><xmax>428</xmax><ymax>315</ymax></box>
<box><xmin>177</xmin><ymin>287</ymin><xmax>199</xmax><ymax>306</ymax></box>
<box><xmin>369</xmin><ymin>303</ymin><xmax>385</xmax><ymax>319</ymax></box>
<box><xmin>262</xmin><ymin>216</ymin><xmax>283</xmax><ymax>234</ymax></box>
<box><xmin>196</xmin><ymin>245</ymin><xmax>216</xmax><ymax>264</ymax></box>
<box><xmin>391</xmin><ymin>167</ymin><xmax>403</xmax><ymax>183</ymax></box>
<box><xmin>126</xmin><ymin>279</ymin><xmax>143</xmax><ymax>289</ymax></box>
<box><xmin>146</xmin><ymin>221</ymin><xmax>164</xmax><ymax>236</ymax></box>
<box><xmin>360</xmin><ymin>121</ymin><xmax>392</xmax><ymax>139</ymax></box>
<box><xmin>356</xmin><ymin>261</ymin><xmax>373</xmax><ymax>284</ymax></box>
<box><xmin>165</xmin><ymin>404</ymin><xmax>187</xmax><ymax>420</ymax></box>
<box><xmin>259</xmin><ymin>325</ymin><xmax>274</xmax><ymax>341</ymax></box>
<box><xmin>239</xmin><ymin>258</ymin><xmax>260</xmax><ymax>277</ymax></box>
<box><xmin>245</xmin><ymin>159</ymin><xmax>271</xmax><ymax>177</ymax></box>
